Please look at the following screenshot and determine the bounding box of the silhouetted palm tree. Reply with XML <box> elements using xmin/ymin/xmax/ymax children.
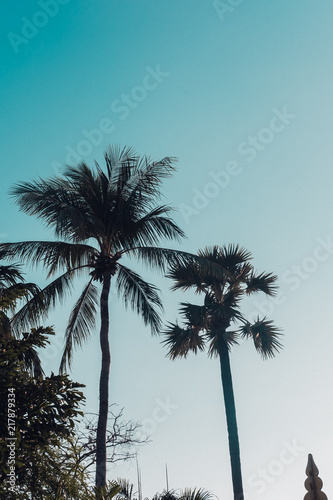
<box><xmin>0</xmin><ymin>255</ymin><xmax>45</xmax><ymax>376</ymax></box>
<box><xmin>0</xmin><ymin>146</ymin><xmax>209</xmax><ymax>489</ymax></box>
<box><xmin>164</xmin><ymin>245</ymin><xmax>282</xmax><ymax>500</ymax></box>
<box><xmin>152</xmin><ymin>488</ymin><xmax>216</xmax><ymax>500</ymax></box>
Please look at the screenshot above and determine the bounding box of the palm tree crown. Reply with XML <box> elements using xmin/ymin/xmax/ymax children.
<box><xmin>2</xmin><ymin>146</ymin><xmax>194</xmax><ymax>368</ymax></box>
<box><xmin>164</xmin><ymin>244</ymin><xmax>282</xmax><ymax>359</ymax></box>
<box><xmin>0</xmin><ymin>145</ymin><xmax>206</xmax><ymax>489</ymax></box>
<box><xmin>163</xmin><ymin>244</ymin><xmax>282</xmax><ymax>500</ymax></box>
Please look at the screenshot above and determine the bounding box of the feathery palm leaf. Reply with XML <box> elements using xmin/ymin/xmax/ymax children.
<box><xmin>4</xmin><ymin>283</ymin><xmax>45</xmax><ymax>336</ymax></box>
<box><xmin>179</xmin><ymin>488</ymin><xmax>217</xmax><ymax>500</ymax></box>
<box><xmin>0</xmin><ymin>263</ymin><xmax>23</xmax><ymax>286</ymax></box>
<box><xmin>0</xmin><ymin>241</ymin><xmax>97</xmax><ymax>277</ymax></box>
<box><xmin>60</xmin><ymin>278</ymin><xmax>99</xmax><ymax>373</ymax></box>
<box><xmin>0</xmin><ymin>282</ymin><xmax>41</xmax><ymax>313</ymax></box>
<box><xmin>116</xmin><ymin>478</ymin><xmax>135</xmax><ymax>499</ymax></box>
<box><xmin>121</xmin><ymin>155</ymin><xmax>178</xmax><ymax>203</ymax></box>
<box><xmin>116</xmin><ymin>265</ymin><xmax>162</xmax><ymax>335</ymax></box>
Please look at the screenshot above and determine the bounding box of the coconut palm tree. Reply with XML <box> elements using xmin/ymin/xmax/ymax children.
<box><xmin>0</xmin><ymin>145</ymin><xmax>213</xmax><ymax>489</ymax></box>
<box><xmin>0</xmin><ymin>255</ymin><xmax>41</xmax><ymax>326</ymax></box>
<box><xmin>0</xmin><ymin>255</ymin><xmax>46</xmax><ymax>376</ymax></box>
<box><xmin>163</xmin><ymin>245</ymin><xmax>282</xmax><ymax>500</ymax></box>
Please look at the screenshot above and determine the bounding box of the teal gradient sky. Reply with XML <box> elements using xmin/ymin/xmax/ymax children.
<box><xmin>2</xmin><ymin>1</ymin><xmax>333</xmax><ymax>498</ymax></box>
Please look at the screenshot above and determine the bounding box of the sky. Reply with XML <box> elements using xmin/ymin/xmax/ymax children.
<box><xmin>1</xmin><ymin>0</ymin><xmax>333</xmax><ymax>498</ymax></box>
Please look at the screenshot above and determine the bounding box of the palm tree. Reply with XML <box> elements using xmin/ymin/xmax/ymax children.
<box><xmin>0</xmin><ymin>145</ymin><xmax>210</xmax><ymax>489</ymax></box>
<box><xmin>163</xmin><ymin>245</ymin><xmax>282</xmax><ymax>500</ymax></box>
<box><xmin>0</xmin><ymin>269</ymin><xmax>43</xmax><ymax>330</ymax></box>
<box><xmin>152</xmin><ymin>488</ymin><xmax>216</xmax><ymax>500</ymax></box>
<box><xmin>0</xmin><ymin>254</ymin><xmax>46</xmax><ymax>376</ymax></box>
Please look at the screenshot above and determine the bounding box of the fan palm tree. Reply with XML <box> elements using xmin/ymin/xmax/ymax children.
<box><xmin>0</xmin><ymin>145</ymin><xmax>213</xmax><ymax>489</ymax></box>
<box><xmin>163</xmin><ymin>245</ymin><xmax>282</xmax><ymax>500</ymax></box>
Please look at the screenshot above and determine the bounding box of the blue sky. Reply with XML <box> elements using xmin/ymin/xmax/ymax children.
<box><xmin>2</xmin><ymin>1</ymin><xmax>333</xmax><ymax>498</ymax></box>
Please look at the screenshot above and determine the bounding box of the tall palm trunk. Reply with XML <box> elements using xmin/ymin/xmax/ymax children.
<box><xmin>96</xmin><ymin>272</ymin><xmax>111</xmax><ymax>488</ymax></box>
<box><xmin>218</xmin><ymin>339</ymin><xmax>244</xmax><ymax>500</ymax></box>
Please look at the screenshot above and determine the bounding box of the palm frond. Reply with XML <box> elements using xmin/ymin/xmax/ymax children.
<box><xmin>238</xmin><ymin>317</ymin><xmax>283</xmax><ymax>358</ymax></box>
<box><xmin>0</xmin><ymin>282</ymin><xmax>41</xmax><ymax>312</ymax></box>
<box><xmin>125</xmin><ymin>247</ymin><xmax>193</xmax><ymax>273</ymax></box>
<box><xmin>216</xmin><ymin>290</ymin><xmax>244</xmax><ymax>322</ymax></box>
<box><xmin>0</xmin><ymin>263</ymin><xmax>24</xmax><ymax>286</ymax></box>
<box><xmin>22</xmin><ymin>345</ymin><xmax>44</xmax><ymax>378</ymax></box>
<box><xmin>91</xmin><ymin>480</ymin><xmax>122</xmax><ymax>499</ymax></box>
<box><xmin>108</xmin><ymin>205</ymin><xmax>185</xmax><ymax>252</ymax></box>
<box><xmin>1</xmin><ymin>283</ymin><xmax>45</xmax><ymax>337</ymax></box>
<box><xmin>167</xmin><ymin>262</ymin><xmax>215</xmax><ymax>293</ymax></box>
<box><xmin>60</xmin><ymin>278</ymin><xmax>99</xmax><ymax>373</ymax></box>
<box><xmin>179</xmin><ymin>302</ymin><xmax>209</xmax><ymax>329</ymax></box>
<box><xmin>207</xmin><ymin>329</ymin><xmax>239</xmax><ymax>357</ymax></box>
<box><xmin>179</xmin><ymin>488</ymin><xmax>217</xmax><ymax>500</ymax></box>
<box><xmin>0</xmin><ymin>241</ymin><xmax>97</xmax><ymax>277</ymax></box>
<box><xmin>11</xmin><ymin>176</ymin><xmax>80</xmax><ymax>231</ymax></box>
<box><xmin>122</xmin><ymin>156</ymin><xmax>178</xmax><ymax>203</ymax></box>
<box><xmin>198</xmin><ymin>244</ymin><xmax>252</xmax><ymax>270</ymax></box>
<box><xmin>246</xmin><ymin>271</ymin><xmax>278</xmax><ymax>297</ymax></box>
<box><xmin>131</xmin><ymin>205</ymin><xmax>186</xmax><ymax>245</ymax></box>
<box><xmin>152</xmin><ymin>491</ymin><xmax>178</xmax><ymax>500</ymax></box>
<box><xmin>116</xmin><ymin>265</ymin><xmax>162</xmax><ymax>335</ymax></box>
<box><xmin>11</xmin><ymin>269</ymin><xmax>81</xmax><ymax>338</ymax></box>
<box><xmin>167</xmin><ymin>251</ymin><xmax>241</xmax><ymax>293</ymax></box>
<box><xmin>116</xmin><ymin>478</ymin><xmax>135</xmax><ymax>499</ymax></box>
<box><xmin>127</xmin><ymin>247</ymin><xmax>229</xmax><ymax>276</ymax></box>
<box><xmin>11</xmin><ymin>174</ymin><xmax>107</xmax><ymax>242</ymax></box>
<box><xmin>163</xmin><ymin>322</ymin><xmax>206</xmax><ymax>359</ymax></box>
<box><xmin>104</xmin><ymin>144</ymin><xmax>137</xmax><ymax>181</ymax></box>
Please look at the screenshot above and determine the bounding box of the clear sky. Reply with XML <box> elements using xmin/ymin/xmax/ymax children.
<box><xmin>1</xmin><ymin>1</ymin><xmax>333</xmax><ymax>498</ymax></box>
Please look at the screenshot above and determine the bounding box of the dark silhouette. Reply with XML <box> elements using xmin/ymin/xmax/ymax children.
<box><xmin>1</xmin><ymin>145</ymin><xmax>202</xmax><ymax>489</ymax></box>
<box><xmin>164</xmin><ymin>245</ymin><xmax>282</xmax><ymax>500</ymax></box>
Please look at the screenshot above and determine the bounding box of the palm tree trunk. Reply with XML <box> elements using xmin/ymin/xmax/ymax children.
<box><xmin>218</xmin><ymin>339</ymin><xmax>244</xmax><ymax>500</ymax></box>
<box><xmin>96</xmin><ymin>272</ymin><xmax>111</xmax><ymax>488</ymax></box>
